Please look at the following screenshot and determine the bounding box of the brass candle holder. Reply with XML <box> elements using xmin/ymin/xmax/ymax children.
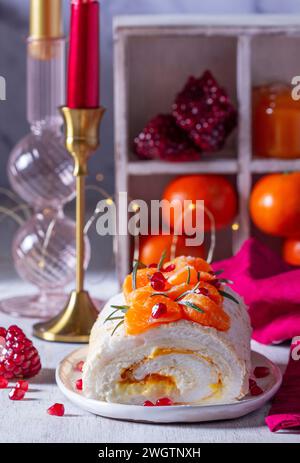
<box><xmin>33</xmin><ymin>107</ymin><xmax>105</xmax><ymax>343</ymax></box>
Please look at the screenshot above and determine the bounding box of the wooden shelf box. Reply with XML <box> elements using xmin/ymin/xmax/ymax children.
<box><xmin>113</xmin><ymin>15</ymin><xmax>300</xmax><ymax>283</ymax></box>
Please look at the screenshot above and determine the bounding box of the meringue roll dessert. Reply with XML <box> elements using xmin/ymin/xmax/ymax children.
<box><xmin>83</xmin><ymin>256</ymin><xmax>252</xmax><ymax>405</ymax></box>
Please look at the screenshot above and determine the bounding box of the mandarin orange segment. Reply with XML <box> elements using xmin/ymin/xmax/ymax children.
<box><xmin>170</xmin><ymin>256</ymin><xmax>212</xmax><ymax>273</ymax></box>
<box><xmin>162</xmin><ymin>281</ymin><xmax>222</xmax><ymax>305</ymax></box>
<box><xmin>164</xmin><ymin>283</ymin><xmax>194</xmax><ymax>300</ymax></box>
<box><xmin>124</xmin><ymin>293</ymin><xmax>182</xmax><ymax>336</ymax></box>
<box><xmin>179</xmin><ymin>293</ymin><xmax>230</xmax><ymax>332</ymax></box>
<box><xmin>167</xmin><ymin>265</ymin><xmax>199</xmax><ymax>286</ymax></box>
<box><xmin>123</xmin><ymin>267</ymin><xmax>157</xmax><ymax>301</ymax></box>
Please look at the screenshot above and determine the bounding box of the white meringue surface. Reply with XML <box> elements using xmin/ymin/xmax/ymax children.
<box><xmin>82</xmin><ymin>287</ymin><xmax>252</xmax><ymax>405</ymax></box>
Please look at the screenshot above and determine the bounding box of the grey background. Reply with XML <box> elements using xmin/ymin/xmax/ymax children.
<box><xmin>1</xmin><ymin>0</ymin><xmax>300</xmax><ymax>196</ymax></box>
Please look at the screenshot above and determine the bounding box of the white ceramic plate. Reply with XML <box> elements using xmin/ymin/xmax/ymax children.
<box><xmin>56</xmin><ymin>347</ymin><xmax>282</xmax><ymax>423</ymax></box>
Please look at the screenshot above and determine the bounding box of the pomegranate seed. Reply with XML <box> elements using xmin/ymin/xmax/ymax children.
<box><xmin>0</xmin><ymin>325</ymin><xmax>41</xmax><ymax>380</ymax></box>
<box><xmin>156</xmin><ymin>397</ymin><xmax>174</xmax><ymax>406</ymax></box>
<box><xmin>16</xmin><ymin>380</ymin><xmax>29</xmax><ymax>392</ymax></box>
<box><xmin>143</xmin><ymin>400</ymin><xmax>155</xmax><ymax>407</ymax></box>
<box><xmin>0</xmin><ymin>377</ymin><xmax>8</xmax><ymax>389</ymax></box>
<box><xmin>250</xmin><ymin>385</ymin><xmax>263</xmax><ymax>396</ymax></box>
<box><xmin>254</xmin><ymin>367</ymin><xmax>270</xmax><ymax>379</ymax></box>
<box><xmin>150</xmin><ymin>272</ymin><xmax>166</xmax><ymax>291</ymax></box>
<box><xmin>0</xmin><ymin>327</ymin><xmax>7</xmax><ymax>338</ymax></box>
<box><xmin>148</xmin><ymin>263</ymin><xmax>157</xmax><ymax>268</ymax></box>
<box><xmin>47</xmin><ymin>403</ymin><xmax>65</xmax><ymax>417</ymax></box>
<box><xmin>151</xmin><ymin>272</ymin><xmax>166</xmax><ymax>282</ymax></box>
<box><xmin>211</xmin><ymin>279</ymin><xmax>221</xmax><ymax>289</ymax></box>
<box><xmin>195</xmin><ymin>287</ymin><xmax>209</xmax><ymax>296</ymax></box>
<box><xmin>9</xmin><ymin>387</ymin><xmax>25</xmax><ymax>401</ymax></box>
<box><xmin>151</xmin><ymin>303</ymin><xmax>167</xmax><ymax>319</ymax></box>
<box><xmin>13</xmin><ymin>354</ymin><xmax>25</xmax><ymax>366</ymax></box>
<box><xmin>74</xmin><ymin>361</ymin><xmax>84</xmax><ymax>372</ymax></box>
<box><xmin>162</xmin><ymin>264</ymin><xmax>175</xmax><ymax>273</ymax></box>
<box><xmin>76</xmin><ymin>379</ymin><xmax>83</xmax><ymax>391</ymax></box>
<box><xmin>249</xmin><ymin>378</ymin><xmax>256</xmax><ymax>388</ymax></box>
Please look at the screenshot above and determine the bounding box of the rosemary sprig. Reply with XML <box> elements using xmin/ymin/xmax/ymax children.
<box><xmin>150</xmin><ymin>292</ymin><xmax>170</xmax><ymax>298</ymax></box>
<box><xmin>179</xmin><ymin>300</ymin><xmax>205</xmax><ymax>314</ymax></box>
<box><xmin>157</xmin><ymin>249</ymin><xmax>167</xmax><ymax>271</ymax></box>
<box><xmin>219</xmin><ymin>290</ymin><xmax>239</xmax><ymax>305</ymax></box>
<box><xmin>186</xmin><ymin>266</ymin><xmax>191</xmax><ymax>284</ymax></box>
<box><xmin>214</xmin><ymin>269</ymin><xmax>224</xmax><ymax>276</ymax></box>
<box><xmin>111</xmin><ymin>319</ymin><xmax>125</xmax><ymax>336</ymax></box>
<box><xmin>110</xmin><ymin>305</ymin><xmax>130</xmax><ymax>313</ymax></box>
<box><xmin>132</xmin><ymin>261</ymin><xmax>139</xmax><ymax>290</ymax></box>
<box><xmin>175</xmin><ymin>281</ymin><xmax>201</xmax><ymax>302</ymax></box>
<box><xmin>218</xmin><ymin>278</ymin><xmax>234</xmax><ymax>285</ymax></box>
<box><xmin>104</xmin><ymin>305</ymin><xmax>129</xmax><ymax>325</ymax></box>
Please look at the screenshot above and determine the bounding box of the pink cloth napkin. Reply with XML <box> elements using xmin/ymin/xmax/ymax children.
<box><xmin>266</xmin><ymin>339</ymin><xmax>300</xmax><ymax>432</ymax></box>
<box><xmin>213</xmin><ymin>238</ymin><xmax>300</xmax><ymax>345</ymax></box>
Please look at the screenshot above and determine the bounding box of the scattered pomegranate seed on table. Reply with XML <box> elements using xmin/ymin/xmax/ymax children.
<box><xmin>76</xmin><ymin>379</ymin><xmax>83</xmax><ymax>391</ymax></box>
<box><xmin>254</xmin><ymin>366</ymin><xmax>270</xmax><ymax>379</ymax></box>
<box><xmin>9</xmin><ymin>387</ymin><xmax>26</xmax><ymax>401</ymax></box>
<box><xmin>0</xmin><ymin>377</ymin><xmax>8</xmax><ymax>389</ymax></box>
<box><xmin>74</xmin><ymin>361</ymin><xmax>84</xmax><ymax>372</ymax></box>
<box><xmin>151</xmin><ymin>302</ymin><xmax>167</xmax><ymax>319</ymax></box>
<box><xmin>47</xmin><ymin>403</ymin><xmax>65</xmax><ymax>417</ymax></box>
<box><xmin>16</xmin><ymin>380</ymin><xmax>29</xmax><ymax>392</ymax></box>
<box><xmin>143</xmin><ymin>400</ymin><xmax>155</xmax><ymax>407</ymax></box>
<box><xmin>156</xmin><ymin>397</ymin><xmax>174</xmax><ymax>406</ymax></box>
<box><xmin>0</xmin><ymin>325</ymin><xmax>41</xmax><ymax>379</ymax></box>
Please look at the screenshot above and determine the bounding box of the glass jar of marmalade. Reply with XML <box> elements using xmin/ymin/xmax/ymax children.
<box><xmin>253</xmin><ymin>83</ymin><xmax>300</xmax><ymax>159</ymax></box>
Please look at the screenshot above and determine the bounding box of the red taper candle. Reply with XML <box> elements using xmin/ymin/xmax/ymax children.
<box><xmin>67</xmin><ymin>0</ymin><xmax>100</xmax><ymax>108</ymax></box>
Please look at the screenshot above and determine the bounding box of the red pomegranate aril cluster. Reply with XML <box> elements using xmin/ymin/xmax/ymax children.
<box><xmin>150</xmin><ymin>272</ymin><xmax>167</xmax><ymax>291</ymax></box>
<box><xmin>134</xmin><ymin>114</ymin><xmax>201</xmax><ymax>162</ymax></box>
<box><xmin>47</xmin><ymin>403</ymin><xmax>65</xmax><ymax>417</ymax></box>
<box><xmin>172</xmin><ymin>70</ymin><xmax>237</xmax><ymax>152</ymax></box>
<box><xmin>0</xmin><ymin>325</ymin><xmax>41</xmax><ymax>379</ymax></box>
<box><xmin>143</xmin><ymin>397</ymin><xmax>174</xmax><ymax>407</ymax></box>
<box><xmin>151</xmin><ymin>302</ymin><xmax>167</xmax><ymax>319</ymax></box>
<box><xmin>254</xmin><ymin>366</ymin><xmax>270</xmax><ymax>379</ymax></box>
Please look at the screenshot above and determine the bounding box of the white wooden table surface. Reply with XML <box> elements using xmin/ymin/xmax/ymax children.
<box><xmin>0</xmin><ymin>275</ymin><xmax>299</xmax><ymax>444</ymax></box>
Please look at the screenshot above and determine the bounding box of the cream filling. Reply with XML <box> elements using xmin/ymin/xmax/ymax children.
<box><xmin>111</xmin><ymin>348</ymin><xmax>223</xmax><ymax>404</ymax></box>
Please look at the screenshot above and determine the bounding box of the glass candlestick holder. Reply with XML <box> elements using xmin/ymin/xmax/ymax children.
<box><xmin>0</xmin><ymin>208</ymin><xmax>90</xmax><ymax>319</ymax></box>
<box><xmin>0</xmin><ymin>33</ymin><xmax>91</xmax><ymax>319</ymax></box>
